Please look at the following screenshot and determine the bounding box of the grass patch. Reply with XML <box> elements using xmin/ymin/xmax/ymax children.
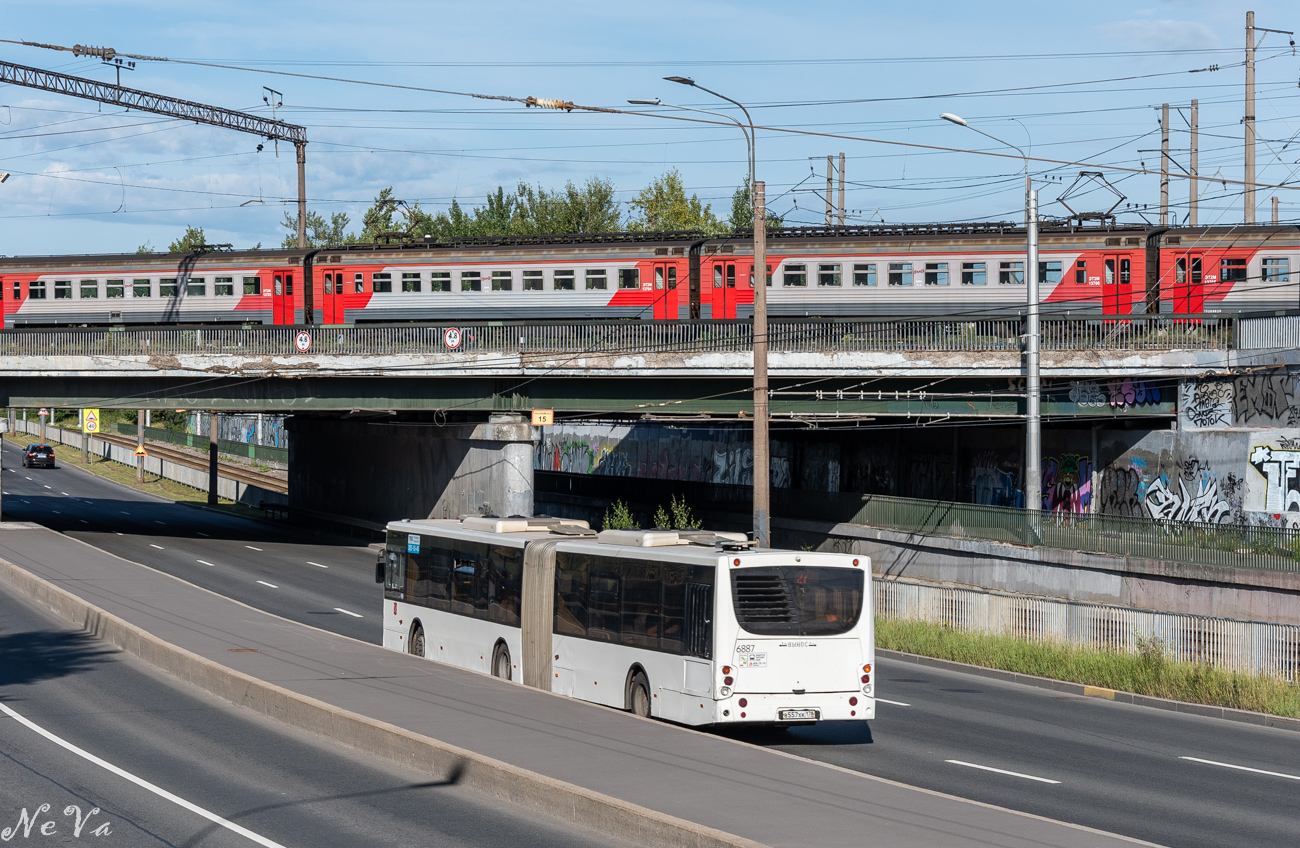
<box><xmin>3</xmin><ymin>432</ymin><xmax>271</xmax><ymax>523</ymax></box>
<box><xmin>876</xmin><ymin>616</ymin><xmax>1300</xmax><ymax>718</ymax></box>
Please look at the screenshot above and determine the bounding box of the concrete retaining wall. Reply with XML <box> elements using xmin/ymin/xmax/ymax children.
<box><xmin>12</xmin><ymin>419</ymin><xmax>286</xmax><ymax>507</ymax></box>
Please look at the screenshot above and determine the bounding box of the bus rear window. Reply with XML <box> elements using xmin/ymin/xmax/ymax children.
<box><xmin>731</xmin><ymin>567</ymin><xmax>864</xmax><ymax>636</ymax></box>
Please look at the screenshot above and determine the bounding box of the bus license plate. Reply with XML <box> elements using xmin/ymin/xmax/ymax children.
<box><xmin>779</xmin><ymin>708</ymin><xmax>819</xmax><ymax>721</ymax></box>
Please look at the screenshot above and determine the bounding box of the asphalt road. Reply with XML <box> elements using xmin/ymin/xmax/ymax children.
<box><xmin>5</xmin><ymin>442</ymin><xmax>1300</xmax><ymax>847</ymax></box>
<box><xmin>0</xmin><ymin>579</ymin><xmax>630</xmax><ymax>848</ymax></box>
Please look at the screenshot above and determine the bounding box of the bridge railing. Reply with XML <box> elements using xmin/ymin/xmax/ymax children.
<box><xmin>0</xmin><ymin>314</ymin><xmax>1238</xmax><ymax>356</ymax></box>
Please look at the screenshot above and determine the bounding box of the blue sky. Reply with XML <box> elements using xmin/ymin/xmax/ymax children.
<box><xmin>1</xmin><ymin>0</ymin><xmax>1298</xmax><ymax>254</ymax></box>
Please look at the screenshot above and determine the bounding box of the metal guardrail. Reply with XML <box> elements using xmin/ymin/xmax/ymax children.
<box><xmin>851</xmin><ymin>492</ymin><xmax>1300</xmax><ymax>574</ymax></box>
<box><xmin>876</xmin><ymin>577</ymin><xmax>1300</xmax><ymax>681</ymax></box>
<box><xmin>1237</xmin><ymin>313</ymin><xmax>1300</xmax><ymax>349</ymax></box>
<box><xmin>110</xmin><ymin>422</ymin><xmax>287</xmax><ymax>465</ymax></box>
<box><xmin>0</xmin><ymin>315</ymin><xmax>1237</xmax><ymax>357</ymax></box>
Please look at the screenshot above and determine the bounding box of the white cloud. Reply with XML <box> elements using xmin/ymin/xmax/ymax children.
<box><xmin>1097</xmin><ymin>18</ymin><xmax>1221</xmax><ymax>51</ymax></box>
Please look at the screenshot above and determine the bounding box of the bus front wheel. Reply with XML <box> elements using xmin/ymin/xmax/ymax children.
<box><xmin>628</xmin><ymin>671</ymin><xmax>651</xmax><ymax>719</ymax></box>
<box><xmin>409</xmin><ymin>623</ymin><xmax>426</xmax><ymax>658</ymax></box>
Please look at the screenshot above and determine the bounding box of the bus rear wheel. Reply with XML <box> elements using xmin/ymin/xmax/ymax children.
<box><xmin>628</xmin><ymin>672</ymin><xmax>651</xmax><ymax>719</ymax></box>
<box><xmin>409</xmin><ymin>623</ymin><xmax>426</xmax><ymax>658</ymax></box>
<box><xmin>492</xmin><ymin>642</ymin><xmax>512</xmax><ymax>680</ymax></box>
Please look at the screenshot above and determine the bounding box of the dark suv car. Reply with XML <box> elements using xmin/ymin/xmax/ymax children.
<box><xmin>22</xmin><ymin>444</ymin><xmax>56</xmax><ymax>469</ymax></box>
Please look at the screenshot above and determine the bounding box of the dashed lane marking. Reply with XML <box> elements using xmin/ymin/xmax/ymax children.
<box><xmin>1180</xmin><ymin>756</ymin><xmax>1300</xmax><ymax>781</ymax></box>
<box><xmin>245</xmin><ymin>545</ymin><xmax>264</xmax><ymax>552</ymax></box>
<box><xmin>197</xmin><ymin>560</ymin><xmax>215</xmax><ymax>567</ymax></box>
<box><xmin>334</xmin><ymin>608</ymin><xmax>363</xmax><ymax>618</ymax></box>
<box><xmin>256</xmin><ymin>580</ymin><xmax>278</xmax><ymax>589</ymax></box>
<box><xmin>306</xmin><ymin>561</ymin><xmax>328</xmax><ymax>569</ymax></box>
<box><xmin>149</xmin><ymin>544</ymin><xmax>164</xmax><ymax>550</ymax></box>
<box><xmin>946</xmin><ymin>760</ymin><xmax>1061</xmax><ymax>784</ymax></box>
<box><xmin>875</xmin><ymin>698</ymin><xmax>911</xmax><ymax>707</ymax></box>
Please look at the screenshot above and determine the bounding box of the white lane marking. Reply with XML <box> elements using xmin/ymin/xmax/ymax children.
<box><xmin>946</xmin><ymin>760</ymin><xmax>1061</xmax><ymax>784</ymax></box>
<box><xmin>256</xmin><ymin>580</ymin><xmax>278</xmax><ymax>589</ymax></box>
<box><xmin>60</xmin><ymin>491</ymin><xmax>69</xmax><ymax>496</ymax></box>
<box><xmin>195</xmin><ymin>531</ymin><xmax>209</xmax><ymax>537</ymax></box>
<box><xmin>197</xmin><ymin>560</ymin><xmax>215</xmax><ymax>567</ymax></box>
<box><xmin>0</xmin><ymin>701</ymin><xmax>289</xmax><ymax>848</ymax></box>
<box><xmin>875</xmin><ymin>698</ymin><xmax>911</xmax><ymax>707</ymax></box>
<box><xmin>44</xmin><ymin>485</ymin><xmax>51</xmax><ymax>489</ymax></box>
<box><xmin>114</xmin><ymin>532</ymin><xmax>124</xmax><ymax>536</ymax></box>
<box><xmin>306</xmin><ymin>561</ymin><xmax>328</xmax><ymax>569</ymax></box>
<box><xmin>1180</xmin><ymin>756</ymin><xmax>1300</xmax><ymax>781</ymax></box>
<box><xmin>24</xmin><ymin>476</ymin><xmax>32</xmax><ymax>480</ymax></box>
<box><xmin>149</xmin><ymin>544</ymin><xmax>164</xmax><ymax>550</ymax></box>
<box><xmin>245</xmin><ymin>545</ymin><xmax>263</xmax><ymax>552</ymax></box>
<box><xmin>334</xmin><ymin>608</ymin><xmax>363</xmax><ymax>618</ymax></box>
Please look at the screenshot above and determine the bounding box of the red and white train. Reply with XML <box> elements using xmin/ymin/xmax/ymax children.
<box><xmin>1</xmin><ymin>223</ymin><xmax>1296</xmax><ymax>327</ymax></box>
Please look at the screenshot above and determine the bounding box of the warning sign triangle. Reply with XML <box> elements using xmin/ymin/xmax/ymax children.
<box><xmin>134</xmin><ymin>445</ymin><xmax>147</xmax><ymax>458</ymax></box>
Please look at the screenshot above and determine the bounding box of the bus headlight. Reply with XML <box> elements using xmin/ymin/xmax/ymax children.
<box><xmin>862</xmin><ymin>683</ymin><xmax>873</xmax><ymax>695</ymax></box>
<box><xmin>719</xmin><ymin>685</ymin><xmax>732</xmax><ymax>698</ymax></box>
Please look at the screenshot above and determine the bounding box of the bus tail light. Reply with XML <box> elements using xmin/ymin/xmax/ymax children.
<box><xmin>861</xmin><ymin>673</ymin><xmax>870</xmax><ymax>683</ymax></box>
<box><xmin>849</xmin><ymin>696</ymin><xmax>858</xmax><ymax>706</ymax></box>
<box><xmin>738</xmin><ymin>698</ymin><xmax>748</xmax><ymax>708</ymax></box>
<box><xmin>862</xmin><ymin>664</ymin><xmax>872</xmax><ymax>673</ymax></box>
<box><xmin>723</xmin><ymin>676</ymin><xmax>734</xmax><ymax>686</ymax></box>
<box><xmin>722</xmin><ymin>666</ymin><xmax>732</xmax><ymax>675</ymax></box>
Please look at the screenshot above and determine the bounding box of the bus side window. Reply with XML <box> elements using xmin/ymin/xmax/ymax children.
<box><xmin>554</xmin><ymin>552</ymin><xmax>589</xmax><ymax>635</ymax></box>
<box><xmin>489</xmin><ymin>545</ymin><xmax>522</xmax><ymax>626</ymax></box>
<box><xmin>587</xmin><ymin>570</ymin><xmax>621</xmax><ymax>641</ymax></box>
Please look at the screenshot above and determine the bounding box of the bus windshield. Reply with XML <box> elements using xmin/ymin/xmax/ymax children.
<box><xmin>731</xmin><ymin>566</ymin><xmax>864</xmax><ymax>637</ymax></box>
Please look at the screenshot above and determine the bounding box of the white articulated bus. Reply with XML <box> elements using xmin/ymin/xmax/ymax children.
<box><xmin>378</xmin><ymin>516</ymin><xmax>875</xmax><ymax>726</ymax></box>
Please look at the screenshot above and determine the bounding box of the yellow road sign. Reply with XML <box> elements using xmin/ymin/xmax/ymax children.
<box><xmin>531</xmin><ymin>409</ymin><xmax>554</xmax><ymax>426</ymax></box>
<box><xmin>134</xmin><ymin>445</ymin><xmax>147</xmax><ymax>458</ymax></box>
<box><xmin>82</xmin><ymin>408</ymin><xmax>100</xmax><ymax>433</ymax></box>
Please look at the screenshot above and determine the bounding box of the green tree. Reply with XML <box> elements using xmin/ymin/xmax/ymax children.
<box><xmin>168</xmin><ymin>225</ymin><xmax>207</xmax><ymax>253</ymax></box>
<box><xmin>514</xmin><ymin>177</ymin><xmax>621</xmax><ymax>234</ymax></box>
<box><xmin>628</xmin><ymin>170</ymin><xmax>719</xmax><ymax>233</ymax></box>
<box><xmin>279</xmin><ymin>210</ymin><xmax>355</xmax><ymax>248</ymax></box>
<box><xmin>136</xmin><ymin>241</ymin><xmax>154</xmax><ymax>254</ymax></box>
<box><xmin>728</xmin><ymin>180</ymin><xmax>785</xmax><ymax>232</ymax></box>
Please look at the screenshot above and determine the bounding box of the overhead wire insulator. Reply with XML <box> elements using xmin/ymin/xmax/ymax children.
<box><xmin>525</xmin><ymin>97</ymin><xmax>575</xmax><ymax>112</ymax></box>
<box><xmin>72</xmin><ymin>44</ymin><xmax>115</xmax><ymax>60</ymax></box>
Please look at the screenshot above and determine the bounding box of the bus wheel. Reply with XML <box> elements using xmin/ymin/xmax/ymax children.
<box><xmin>628</xmin><ymin>672</ymin><xmax>651</xmax><ymax>718</ymax></box>
<box><xmin>409</xmin><ymin>623</ymin><xmax>426</xmax><ymax>658</ymax></box>
<box><xmin>492</xmin><ymin>642</ymin><xmax>512</xmax><ymax>680</ymax></box>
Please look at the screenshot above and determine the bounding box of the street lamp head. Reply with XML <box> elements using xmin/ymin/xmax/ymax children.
<box><xmin>664</xmin><ymin>76</ymin><xmax>696</xmax><ymax>87</ymax></box>
<box><xmin>940</xmin><ymin>113</ymin><xmax>968</xmax><ymax>127</ymax></box>
<box><xmin>0</xmin><ymin>172</ymin><xmax>9</xmax><ymax>183</ymax></box>
<box><xmin>627</xmin><ymin>98</ymin><xmax>661</xmax><ymax>106</ymax></box>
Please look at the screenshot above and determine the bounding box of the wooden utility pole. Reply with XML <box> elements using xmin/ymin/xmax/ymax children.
<box><xmin>1160</xmin><ymin>103</ymin><xmax>1170</xmax><ymax>227</ymax></box>
<box><xmin>837</xmin><ymin>152</ymin><xmax>846</xmax><ymax>226</ymax></box>
<box><xmin>1245</xmin><ymin>10</ymin><xmax>1256</xmax><ymax>224</ymax></box>
<box><xmin>1189</xmin><ymin>99</ymin><xmax>1199</xmax><ymax>226</ymax></box>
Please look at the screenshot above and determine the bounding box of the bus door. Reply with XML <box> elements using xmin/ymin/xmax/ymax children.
<box><xmin>1101</xmin><ymin>254</ymin><xmax>1133</xmax><ymax>315</ymax></box>
<box><xmin>1172</xmin><ymin>253</ymin><xmax>1203</xmax><ymax>314</ymax></box>
<box><xmin>652</xmin><ymin>261</ymin><xmax>679</xmax><ymax>319</ymax></box>
<box><xmin>319</xmin><ymin>267</ymin><xmax>347</xmax><ymax>324</ymax></box>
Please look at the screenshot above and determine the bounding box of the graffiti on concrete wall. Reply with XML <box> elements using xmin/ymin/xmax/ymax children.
<box><xmin>1248</xmin><ymin>443</ymin><xmax>1300</xmax><ymax>513</ymax></box>
<box><xmin>1234</xmin><ymin>375</ymin><xmax>1300</xmax><ymax>427</ymax></box>
<box><xmin>1042</xmin><ymin>454</ymin><xmax>1092</xmax><ymax>514</ymax></box>
<box><xmin>1180</xmin><ymin>380</ymin><xmax>1234</xmax><ymax>428</ymax></box>
<box><xmin>970</xmin><ymin>450</ymin><xmax>1019</xmax><ymax>507</ymax></box>
<box><xmin>1068</xmin><ymin>381</ymin><xmax>1107</xmax><ymax>408</ymax></box>
<box><xmin>1142</xmin><ymin>475</ymin><xmax>1232</xmax><ymax>523</ymax></box>
<box><xmin>1106</xmin><ymin>378</ymin><xmax>1162</xmax><ymax>409</ymax></box>
<box><xmin>1099</xmin><ymin>466</ymin><xmax>1143</xmax><ymax>517</ymax></box>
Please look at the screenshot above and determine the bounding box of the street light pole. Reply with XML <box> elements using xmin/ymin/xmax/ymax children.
<box><xmin>941</xmin><ymin>113</ymin><xmax>1040</xmax><ymax>514</ymax></box>
<box><xmin>664</xmin><ymin>77</ymin><xmax>769</xmax><ymax>545</ymax></box>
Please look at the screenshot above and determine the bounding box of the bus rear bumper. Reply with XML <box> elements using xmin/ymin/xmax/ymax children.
<box><xmin>715</xmin><ymin>692</ymin><xmax>875</xmax><ymax>723</ymax></box>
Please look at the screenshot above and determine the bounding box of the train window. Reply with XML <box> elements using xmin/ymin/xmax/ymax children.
<box><xmin>323</xmin><ymin>272</ymin><xmax>334</xmax><ymax>295</ymax></box>
<box><xmin>887</xmin><ymin>263</ymin><xmax>913</xmax><ymax>286</ymax></box>
<box><xmin>272</xmin><ymin>275</ymin><xmax>282</xmax><ymax>296</ymax></box>
<box><xmin>924</xmin><ymin>263</ymin><xmax>949</xmax><ymax>286</ymax></box>
<box><xmin>585</xmin><ymin>269</ymin><xmax>607</xmax><ymax>290</ymax></box>
<box><xmin>353</xmin><ymin>273</ymin><xmax>365</xmax><ymax>294</ymax></box>
<box><xmin>670</xmin><ymin>266</ymin><xmax>680</xmax><ymax>289</ymax></box>
<box><xmin>999</xmin><ymin>262</ymin><xmax>1024</xmax><ymax>285</ymax></box>
<box><xmin>1120</xmin><ymin>259</ymin><xmax>1130</xmax><ymax>285</ymax></box>
<box><xmin>402</xmin><ymin>272</ymin><xmax>422</xmax><ymax>293</ymax></box>
<box><xmin>55</xmin><ymin>280</ymin><xmax>72</xmax><ymax>299</ymax></box>
<box><xmin>284</xmin><ymin>274</ymin><xmax>294</xmax><ymax>296</ymax></box>
<box><xmin>522</xmin><ymin>270</ymin><xmax>543</xmax><ymax>291</ymax></box>
<box><xmin>460</xmin><ymin>271</ymin><xmax>481</xmax><ymax>292</ymax></box>
<box><xmin>491</xmin><ymin>270</ymin><xmax>513</xmax><ymax>291</ymax></box>
<box><xmin>372</xmin><ymin>272</ymin><xmax>392</xmax><ymax>293</ymax></box>
<box><xmin>1221</xmin><ymin>258</ymin><xmax>1247</xmax><ymax>282</ymax></box>
<box><xmin>618</xmin><ymin>268</ymin><xmax>639</xmax><ymax>290</ymax></box>
<box><xmin>243</xmin><ymin>276</ymin><xmax>260</xmax><ymax>296</ymax></box>
<box><xmin>214</xmin><ymin>277</ymin><xmax>234</xmax><ymax>297</ymax></box>
<box><xmin>654</xmin><ymin>267</ymin><xmax>665</xmax><ymax>290</ymax></box>
<box><xmin>79</xmin><ymin>279</ymin><xmax>98</xmax><ymax>299</ymax></box>
<box><xmin>961</xmin><ymin>262</ymin><xmax>986</xmax><ymax>286</ymax></box>
<box><xmin>783</xmin><ymin>264</ymin><xmax>807</xmax><ymax>287</ymax></box>
<box><xmin>713</xmin><ymin>265</ymin><xmax>723</xmax><ymax>289</ymax></box>
<box><xmin>12</xmin><ymin>280</ymin><xmax>20</xmax><ymax>299</ymax></box>
<box><xmin>818</xmin><ymin>264</ymin><xmax>842</xmax><ymax>287</ymax></box>
<box><xmin>1263</xmin><ymin>258</ymin><xmax>1290</xmax><ymax>282</ymax></box>
<box><xmin>30</xmin><ymin>280</ymin><xmax>45</xmax><ymax>299</ymax></box>
<box><xmin>554</xmin><ymin>270</ymin><xmax>576</xmax><ymax>291</ymax></box>
<box><xmin>431</xmin><ymin>271</ymin><xmax>451</xmax><ymax>292</ymax></box>
<box><xmin>853</xmin><ymin>263</ymin><xmax>877</xmax><ymax>286</ymax></box>
<box><xmin>134</xmin><ymin>279</ymin><xmax>152</xmax><ymax>298</ymax></box>
<box><xmin>1038</xmin><ymin>262</ymin><xmax>1062</xmax><ymax>284</ymax></box>
<box><xmin>107</xmin><ymin>279</ymin><xmax>125</xmax><ymax>299</ymax></box>
<box><xmin>725</xmin><ymin>264</ymin><xmax>736</xmax><ymax>288</ymax></box>
<box><xmin>187</xmin><ymin>278</ymin><xmax>206</xmax><ymax>297</ymax></box>
<box><xmin>1075</xmin><ymin>260</ymin><xmax>1086</xmax><ymax>285</ymax></box>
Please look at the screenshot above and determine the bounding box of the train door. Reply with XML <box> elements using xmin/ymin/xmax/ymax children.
<box><xmin>272</xmin><ymin>270</ymin><xmax>295</xmax><ymax>324</ymax></box>
<box><xmin>1101</xmin><ymin>254</ymin><xmax>1133</xmax><ymax>315</ymax></box>
<box><xmin>652</xmin><ymin>262</ymin><xmax>679</xmax><ymax>319</ymax></box>
<box><xmin>320</xmin><ymin>267</ymin><xmax>347</xmax><ymax>324</ymax></box>
<box><xmin>1172</xmin><ymin>253</ymin><xmax>1203</xmax><ymax>313</ymax></box>
<box><xmin>708</xmin><ymin>259</ymin><xmax>739</xmax><ymax>319</ymax></box>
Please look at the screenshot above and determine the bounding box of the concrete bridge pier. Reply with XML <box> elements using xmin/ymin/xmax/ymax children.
<box><xmin>288</xmin><ymin>413</ymin><xmax>535</xmax><ymax>527</ymax></box>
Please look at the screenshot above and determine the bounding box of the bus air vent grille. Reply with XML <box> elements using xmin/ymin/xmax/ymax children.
<box><xmin>733</xmin><ymin>574</ymin><xmax>796</xmax><ymax>624</ymax></box>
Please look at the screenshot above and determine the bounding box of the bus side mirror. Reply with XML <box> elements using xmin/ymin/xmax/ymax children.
<box><xmin>375</xmin><ymin>550</ymin><xmax>386</xmax><ymax>584</ymax></box>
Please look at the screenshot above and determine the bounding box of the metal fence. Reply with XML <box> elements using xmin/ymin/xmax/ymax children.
<box><xmin>1238</xmin><ymin>313</ymin><xmax>1300</xmax><ymax>349</ymax></box>
<box><xmin>876</xmin><ymin>577</ymin><xmax>1300</xmax><ymax>681</ymax></box>
<box><xmin>850</xmin><ymin>492</ymin><xmax>1300</xmax><ymax>574</ymax></box>
<box><xmin>0</xmin><ymin>315</ymin><xmax>1238</xmax><ymax>358</ymax></box>
<box><xmin>109</xmin><ymin>422</ymin><xmax>288</xmax><ymax>464</ymax></box>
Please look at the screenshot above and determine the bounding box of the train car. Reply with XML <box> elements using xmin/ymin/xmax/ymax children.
<box><xmin>2</xmin><ymin>224</ymin><xmax>1296</xmax><ymax>328</ymax></box>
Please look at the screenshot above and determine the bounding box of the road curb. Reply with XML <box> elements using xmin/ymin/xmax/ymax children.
<box><xmin>0</xmin><ymin>554</ymin><xmax>767</xmax><ymax>848</ymax></box>
<box><xmin>877</xmin><ymin>648</ymin><xmax>1300</xmax><ymax>733</ymax></box>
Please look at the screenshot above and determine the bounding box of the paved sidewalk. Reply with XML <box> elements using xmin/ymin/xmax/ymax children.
<box><xmin>0</xmin><ymin>524</ymin><xmax>1157</xmax><ymax>848</ymax></box>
